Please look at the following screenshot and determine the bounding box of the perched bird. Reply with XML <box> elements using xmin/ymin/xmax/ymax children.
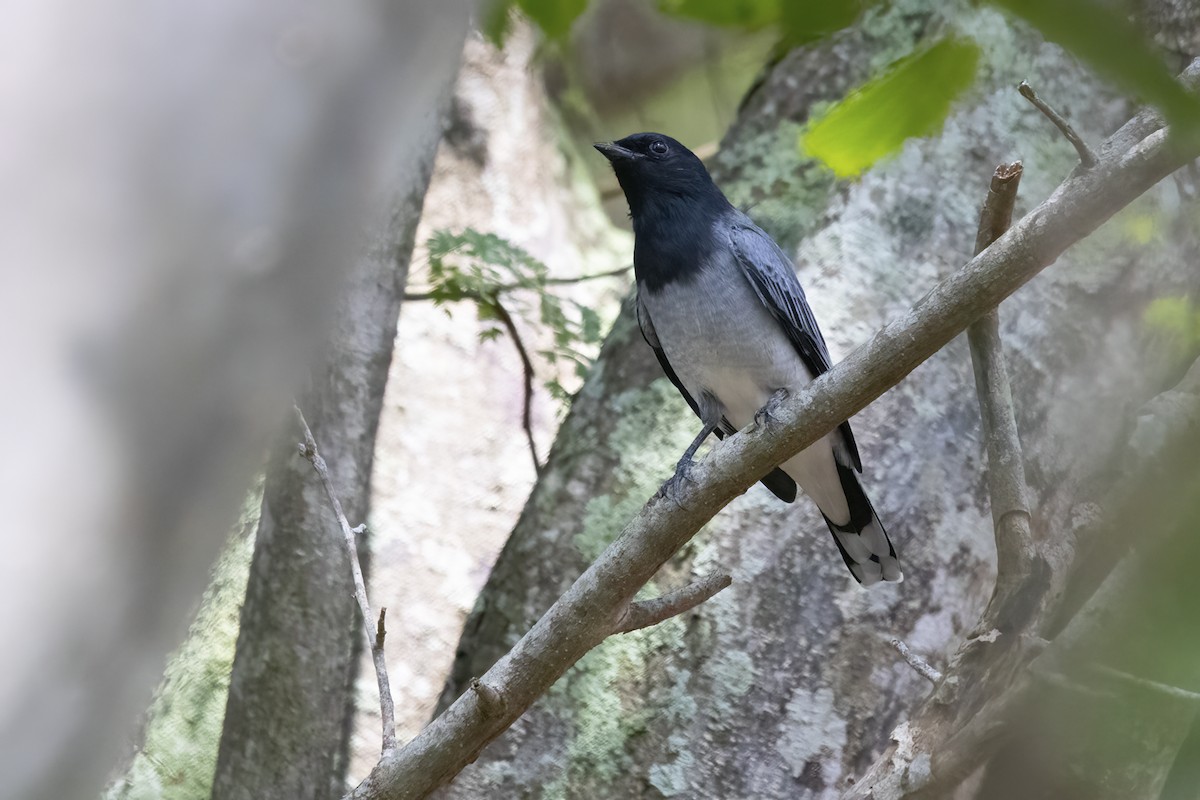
<box><xmin>596</xmin><ymin>132</ymin><xmax>901</xmax><ymax>585</ymax></box>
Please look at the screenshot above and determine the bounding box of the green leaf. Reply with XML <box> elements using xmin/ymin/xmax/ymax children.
<box><xmin>481</xmin><ymin>0</ymin><xmax>516</xmax><ymax>47</ymax></box>
<box><xmin>578</xmin><ymin>304</ymin><xmax>603</xmax><ymax>345</ymax></box>
<box><xmin>1144</xmin><ymin>296</ymin><xmax>1200</xmax><ymax>352</ymax></box>
<box><xmin>989</xmin><ymin>0</ymin><xmax>1200</xmax><ymax>138</ymax></box>
<box><xmin>516</xmin><ymin>0</ymin><xmax>588</xmax><ymax>40</ymax></box>
<box><xmin>779</xmin><ymin>0</ymin><xmax>871</xmax><ymax>45</ymax></box>
<box><xmin>658</xmin><ymin>0</ymin><xmax>779</xmax><ymax>29</ymax></box>
<box><xmin>478</xmin><ymin>327</ymin><xmax>505</xmax><ymax>343</ymax></box>
<box><xmin>475</xmin><ymin>300</ymin><xmax>501</xmax><ymax>322</ymax></box>
<box><xmin>545</xmin><ymin>378</ymin><xmax>572</xmax><ymax>404</ymax></box>
<box><xmin>799</xmin><ymin>37</ymin><xmax>981</xmax><ymax>178</ymax></box>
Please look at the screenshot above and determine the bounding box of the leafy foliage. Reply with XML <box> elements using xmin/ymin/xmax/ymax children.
<box><xmin>424</xmin><ymin>228</ymin><xmax>610</xmax><ymax>405</ymax></box>
<box><xmin>483</xmin><ymin>0</ymin><xmax>588</xmax><ymax>45</ymax></box>
<box><xmin>657</xmin><ymin>0</ymin><xmax>780</xmax><ymax>29</ymax></box>
<box><xmin>657</xmin><ymin>0</ymin><xmax>871</xmax><ymax>44</ymax></box>
<box><xmin>1144</xmin><ymin>296</ymin><xmax>1200</xmax><ymax>360</ymax></box>
<box><xmin>799</xmin><ymin>37</ymin><xmax>981</xmax><ymax>177</ymax></box>
<box><xmin>778</xmin><ymin>0</ymin><xmax>872</xmax><ymax>46</ymax></box>
<box><xmin>517</xmin><ymin>0</ymin><xmax>589</xmax><ymax>40</ymax></box>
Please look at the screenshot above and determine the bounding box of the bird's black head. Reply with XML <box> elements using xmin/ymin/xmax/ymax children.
<box><xmin>594</xmin><ymin>133</ymin><xmax>726</xmax><ymax>221</ymax></box>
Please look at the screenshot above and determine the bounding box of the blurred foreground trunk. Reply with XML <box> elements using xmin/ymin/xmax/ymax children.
<box><xmin>209</xmin><ymin>67</ymin><xmax>460</xmax><ymax>800</ymax></box>
<box><xmin>0</xmin><ymin>3</ymin><xmax>470</xmax><ymax>799</ymax></box>
<box><xmin>436</xmin><ymin>3</ymin><xmax>1200</xmax><ymax>798</ymax></box>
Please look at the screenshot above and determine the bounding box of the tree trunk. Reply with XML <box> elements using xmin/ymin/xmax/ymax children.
<box><xmin>436</xmin><ymin>3</ymin><xmax>1200</xmax><ymax>798</ymax></box>
<box><xmin>348</xmin><ymin>23</ymin><xmax>633</xmax><ymax>783</ymax></box>
<box><xmin>1</xmin><ymin>3</ymin><xmax>470</xmax><ymax>799</ymax></box>
<box><xmin>210</xmin><ymin>70</ymin><xmax>460</xmax><ymax>800</ymax></box>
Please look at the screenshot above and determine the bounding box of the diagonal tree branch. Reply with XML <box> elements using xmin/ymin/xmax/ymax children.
<box><xmin>349</xmin><ymin>59</ymin><xmax>1200</xmax><ymax>800</ymax></box>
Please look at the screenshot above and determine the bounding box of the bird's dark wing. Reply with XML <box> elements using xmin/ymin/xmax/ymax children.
<box><xmin>727</xmin><ymin>220</ymin><xmax>862</xmax><ymax>472</ymax></box>
<box><xmin>636</xmin><ymin>293</ymin><xmax>797</xmax><ymax>502</ymax></box>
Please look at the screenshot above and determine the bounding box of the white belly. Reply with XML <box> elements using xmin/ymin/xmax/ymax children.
<box><xmin>644</xmin><ymin>266</ymin><xmax>851</xmax><ymax>523</ymax></box>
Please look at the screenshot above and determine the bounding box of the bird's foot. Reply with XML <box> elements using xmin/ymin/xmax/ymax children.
<box><xmin>754</xmin><ymin>388</ymin><xmax>790</xmax><ymax>429</ymax></box>
<box><xmin>654</xmin><ymin>457</ymin><xmax>698</xmax><ymax>509</ymax></box>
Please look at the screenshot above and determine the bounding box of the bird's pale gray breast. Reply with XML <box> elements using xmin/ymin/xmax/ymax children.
<box><xmin>641</xmin><ymin>250</ymin><xmax>813</xmax><ymax>427</ymax></box>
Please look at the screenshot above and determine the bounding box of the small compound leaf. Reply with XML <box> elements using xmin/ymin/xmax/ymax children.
<box><xmin>478</xmin><ymin>327</ymin><xmax>505</xmax><ymax>343</ymax></box>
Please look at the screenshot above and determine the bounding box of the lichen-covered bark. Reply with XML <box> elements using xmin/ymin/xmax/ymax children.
<box><xmin>209</xmin><ymin>78</ymin><xmax>458</xmax><ymax>800</ymax></box>
<box><xmin>104</xmin><ymin>495</ymin><xmax>259</xmax><ymax>800</ymax></box>
<box><xmin>437</xmin><ymin>2</ymin><xmax>1200</xmax><ymax>797</ymax></box>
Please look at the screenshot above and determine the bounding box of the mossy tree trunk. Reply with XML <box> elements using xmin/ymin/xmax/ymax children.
<box><xmin>436</xmin><ymin>3</ymin><xmax>1200</xmax><ymax>798</ymax></box>
<box><xmin>209</xmin><ymin>90</ymin><xmax>457</xmax><ymax>800</ymax></box>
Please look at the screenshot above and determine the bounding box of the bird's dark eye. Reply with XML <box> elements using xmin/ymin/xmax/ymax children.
<box><xmin>649</xmin><ymin>140</ymin><xmax>669</xmax><ymax>156</ymax></box>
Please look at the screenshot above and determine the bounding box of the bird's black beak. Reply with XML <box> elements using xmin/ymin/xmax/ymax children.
<box><xmin>594</xmin><ymin>142</ymin><xmax>638</xmax><ymax>163</ymax></box>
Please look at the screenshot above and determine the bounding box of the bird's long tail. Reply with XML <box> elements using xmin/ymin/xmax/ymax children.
<box><xmin>822</xmin><ymin>463</ymin><xmax>902</xmax><ymax>586</ymax></box>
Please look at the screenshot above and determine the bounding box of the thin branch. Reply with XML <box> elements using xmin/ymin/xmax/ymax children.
<box><xmin>376</xmin><ymin>608</ymin><xmax>388</xmax><ymax>651</ymax></box>
<box><xmin>491</xmin><ymin>297</ymin><xmax>542</xmax><ymax>476</ymax></box>
<box><xmin>613</xmin><ymin>573</ymin><xmax>733</xmax><ymax>634</ymax></box>
<box><xmin>890</xmin><ymin>639</ymin><xmax>944</xmax><ymax>684</ymax></box>
<box><xmin>294</xmin><ymin>405</ymin><xmax>398</xmax><ymax>755</ymax></box>
<box><xmin>1019</xmin><ymin>80</ymin><xmax>1099</xmax><ymax>168</ymax></box>
<box><xmin>406</xmin><ymin>267</ymin><xmax>632</xmax><ymax>473</ymax></box>
<box><xmin>403</xmin><ymin>265</ymin><xmax>632</xmax><ymax>302</ymax></box>
<box><xmin>1089</xmin><ymin>664</ymin><xmax>1200</xmax><ymax>703</ymax></box>
<box><xmin>470</xmin><ymin>678</ymin><xmax>508</xmax><ymax>718</ymax></box>
<box><xmin>966</xmin><ymin>162</ymin><xmax>1038</xmax><ymax>595</ymax></box>
<box><xmin>349</xmin><ymin>61</ymin><xmax>1200</xmax><ymax>800</ymax></box>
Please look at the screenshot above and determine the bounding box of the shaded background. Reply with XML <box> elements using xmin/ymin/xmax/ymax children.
<box><xmin>5</xmin><ymin>0</ymin><xmax>1197</xmax><ymax>798</ymax></box>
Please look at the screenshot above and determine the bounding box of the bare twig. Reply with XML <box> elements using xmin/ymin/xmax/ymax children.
<box><xmin>294</xmin><ymin>405</ymin><xmax>398</xmax><ymax>755</ymax></box>
<box><xmin>1019</xmin><ymin>80</ymin><xmax>1099</xmax><ymax>168</ymax></box>
<box><xmin>966</xmin><ymin>162</ymin><xmax>1039</xmax><ymax>599</ymax></box>
<box><xmin>491</xmin><ymin>298</ymin><xmax>542</xmax><ymax>476</ymax></box>
<box><xmin>403</xmin><ymin>265</ymin><xmax>632</xmax><ymax>302</ymax></box>
<box><xmin>376</xmin><ymin>608</ymin><xmax>388</xmax><ymax>651</ymax></box>
<box><xmin>890</xmin><ymin>639</ymin><xmax>944</xmax><ymax>684</ymax></box>
<box><xmin>349</xmin><ymin>61</ymin><xmax>1200</xmax><ymax>800</ymax></box>
<box><xmin>613</xmin><ymin>573</ymin><xmax>733</xmax><ymax>634</ymax></box>
<box><xmin>1089</xmin><ymin>664</ymin><xmax>1200</xmax><ymax>703</ymax></box>
<box><xmin>1031</xmin><ymin>667</ymin><xmax>1115</xmax><ymax>700</ymax></box>
<box><xmin>470</xmin><ymin>678</ymin><xmax>507</xmax><ymax>718</ymax></box>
